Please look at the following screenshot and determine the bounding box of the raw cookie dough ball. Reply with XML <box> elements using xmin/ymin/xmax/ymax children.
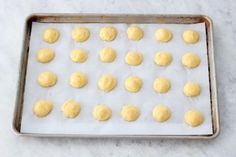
<box><xmin>98</xmin><ymin>74</ymin><xmax>117</xmax><ymax>92</ymax></box>
<box><xmin>182</xmin><ymin>52</ymin><xmax>200</xmax><ymax>68</ymax></box>
<box><xmin>182</xmin><ymin>30</ymin><xmax>199</xmax><ymax>44</ymax></box>
<box><xmin>99</xmin><ymin>47</ymin><xmax>116</xmax><ymax>62</ymax></box>
<box><xmin>69</xmin><ymin>72</ymin><xmax>87</xmax><ymax>88</ymax></box>
<box><xmin>153</xmin><ymin>77</ymin><xmax>170</xmax><ymax>93</ymax></box>
<box><xmin>154</xmin><ymin>51</ymin><xmax>172</xmax><ymax>66</ymax></box>
<box><xmin>99</xmin><ymin>26</ymin><xmax>117</xmax><ymax>41</ymax></box>
<box><xmin>152</xmin><ymin>105</ymin><xmax>171</xmax><ymax>122</ymax></box>
<box><xmin>126</xmin><ymin>26</ymin><xmax>144</xmax><ymax>41</ymax></box>
<box><xmin>183</xmin><ymin>82</ymin><xmax>201</xmax><ymax>97</ymax></box>
<box><xmin>36</xmin><ymin>48</ymin><xmax>55</xmax><ymax>63</ymax></box>
<box><xmin>124</xmin><ymin>76</ymin><xmax>142</xmax><ymax>93</ymax></box>
<box><xmin>121</xmin><ymin>105</ymin><xmax>140</xmax><ymax>122</ymax></box>
<box><xmin>61</xmin><ymin>100</ymin><xmax>81</xmax><ymax>118</ymax></box>
<box><xmin>71</xmin><ymin>27</ymin><xmax>90</xmax><ymax>42</ymax></box>
<box><xmin>125</xmin><ymin>51</ymin><xmax>143</xmax><ymax>66</ymax></box>
<box><xmin>42</xmin><ymin>28</ymin><xmax>59</xmax><ymax>44</ymax></box>
<box><xmin>93</xmin><ymin>105</ymin><xmax>112</xmax><ymax>121</ymax></box>
<box><xmin>155</xmin><ymin>28</ymin><xmax>172</xmax><ymax>42</ymax></box>
<box><xmin>37</xmin><ymin>71</ymin><xmax>57</xmax><ymax>87</ymax></box>
<box><xmin>33</xmin><ymin>100</ymin><xmax>53</xmax><ymax>117</ymax></box>
<box><xmin>70</xmin><ymin>49</ymin><xmax>87</xmax><ymax>63</ymax></box>
<box><xmin>184</xmin><ymin>110</ymin><xmax>204</xmax><ymax>127</ymax></box>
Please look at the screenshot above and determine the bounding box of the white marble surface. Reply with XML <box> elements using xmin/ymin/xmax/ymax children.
<box><xmin>0</xmin><ymin>0</ymin><xmax>235</xmax><ymax>156</ymax></box>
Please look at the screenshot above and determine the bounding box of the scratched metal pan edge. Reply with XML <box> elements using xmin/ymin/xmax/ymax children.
<box><xmin>12</xmin><ymin>13</ymin><xmax>219</xmax><ymax>139</ymax></box>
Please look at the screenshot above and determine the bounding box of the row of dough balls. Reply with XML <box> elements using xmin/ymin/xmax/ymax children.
<box><xmin>42</xmin><ymin>27</ymin><xmax>199</xmax><ymax>43</ymax></box>
<box><xmin>37</xmin><ymin>72</ymin><xmax>201</xmax><ymax>97</ymax></box>
<box><xmin>33</xmin><ymin>100</ymin><xmax>204</xmax><ymax>127</ymax></box>
<box><xmin>36</xmin><ymin>48</ymin><xmax>201</xmax><ymax>68</ymax></box>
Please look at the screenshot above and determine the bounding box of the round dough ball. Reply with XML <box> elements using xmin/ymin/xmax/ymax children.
<box><xmin>182</xmin><ymin>30</ymin><xmax>199</xmax><ymax>44</ymax></box>
<box><xmin>184</xmin><ymin>110</ymin><xmax>204</xmax><ymax>127</ymax></box>
<box><xmin>36</xmin><ymin>48</ymin><xmax>55</xmax><ymax>63</ymax></box>
<box><xmin>99</xmin><ymin>26</ymin><xmax>117</xmax><ymax>41</ymax></box>
<box><xmin>126</xmin><ymin>26</ymin><xmax>144</xmax><ymax>41</ymax></box>
<box><xmin>183</xmin><ymin>82</ymin><xmax>201</xmax><ymax>97</ymax></box>
<box><xmin>70</xmin><ymin>49</ymin><xmax>87</xmax><ymax>63</ymax></box>
<box><xmin>69</xmin><ymin>72</ymin><xmax>87</xmax><ymax>88</ymax></box>
<box><xmin>152</xmin><ymin>105</ymin><xmax>171</xmax><ymax>122</ymax></box>
<box><xmin>182</xmin><ymin>52</ymin><xmax>200</xmax><ymax>68</ymax></box>
<box><xmin>153</xmin><ymin>77</ymin><xmax>170</xmax><ymax>93</ymax></box>
<box><xmin>42</xmin><ymin>28</ymin><xmax>59</xmax><ymax>43</ymax></box>
<box><xmin>124</xmin><ymin>76</ymin><xmax>142</xmax><ymax>93</ymax></box>
<box><xmin>154</xmin><ymin>51</ymin><xmax>172</xmax><ymax>66</ymax></box>
<box><xmin>155</xmin><ymin>28</ymin><xmax>172</xmax><ymax>42</ymax></box>
<box><xmin>33</xmin><ymin>100</ymin><xmax>53</xmax><ymax>117</ymax></box>
<box><xmin>125</xmin><ymin>51</ymin><xmax>143</xmax><ymax>66</ymax></box>
<box><xmin>99</xmin><ymin>47</ymin><xmax>116</xmax><ymax>62</ymax></box>
<box><xmin>98</xmin><ymin>74</ymin><xmax>117</xmax><ymax>92</ymax></box>
<box><xmin>61</xmin><ymin>100</ymin><xmax>81</xmax><ymax>118</ymax></box>
<box><xmin>37</xmin><ymin>71</ymin><xmax>57</xmax><ymax>87</ymax></box>
<box><xmin>71</xmin><ymin>27</ymin><xmax>90</xmax><ymax>42</ymax></box>
<box><xmin>121</xmin><ymin>105</ymin><xmax>140</xmax><ymax>122</ymax></box>
<box><xmin>93</xmin><ymin>105</ymin><xmax>112</xmax><ymax>121</ymax></box>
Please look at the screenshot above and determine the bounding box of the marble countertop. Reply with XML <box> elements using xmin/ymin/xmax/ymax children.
<box><xmin>0</xmin><ymin>0</ymin><xmax>235</xmax><ymax>156</ymax></box>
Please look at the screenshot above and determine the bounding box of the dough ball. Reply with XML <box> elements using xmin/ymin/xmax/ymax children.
<box><xmin>33</xmin><ymin>100</ymin><xmax>53</xmax><ymax>117</ymax></box>
<box><xmin>152</xmin><ymin>105</ymin><xmax>171</xmax><ymax>122</ymax></box>
<box><xmin>184</xmin><ymin>110</ymin><xmax>204</xmax><ymax>127</ymax></box>
<box><xmin>183</xmin><ymin>82</ymin><xmax>201</xmax><ymax>97</ymax></box>
<box><xmin>36</xmin><ymin>48</ymin><xmax>55</xmax><ymax>63</ymax></box>
<box><xmin>37</xmin><ymin>71</ymin><xmax>57</xmax><ymax>87</ymax></box>
<box><xmin>69</xmin><ymin>72</ymin><xmax>87</xmax><ymax>88</ymax></box>
<box><xmin>70</xmin><ymin>49</ymin><xmax>87</xmax><ymax>63</ymax></box>
<box><xmin>99</xmin><ymin>47</ymin><xmax>116</xmax><ymax>62</ymax></box>
<box><xmin>98</xmin><ymin>74</ymin><xmax>117</xmax><ymax>92</ymax></box>
<box><xmin>93</xmin><ymin>105</ymin><xmax>112</xmax><ymax>121</ymax></box>
<box><xmin>182</xmin><ymin>30</ymin><xmax>199</xmax><ymax>44</ymax></box>
<box><xmin>61</xmin><ymin>100</ymin><xmax>81</xmax><ymax>118</ymax></box>
<box><xmin>155</xmin><ymin>28</ymin><xmax>172</xmax><ymax>42</ymax></box>
<box><xmin>124</xmin><ymin>76</ymin><xmax>142</xmax><ymax>93</ymax></box>
<box><xmin>182</xmin><ymin>52</ymin><xmax>200</xmax><ymax>68</ymax></box>
<box><xmin>153</xmin><ymin>77</ymin><xmax>170</xmax><ymax>93</ymax></box>
<box><xmin>71</xmin><ymin>27</ymin><xmax>90</xmax><ymax>42</ymax></box>
<box><xmin>42</xmin><ymin>28</ymin><xmax>59</xmax><ymax>43</ymax></box>
<box><xmin>121</xmin><ymin>105</ymin><xmax>140</xmax><ymax>122</ymax></box>
<box><xmin>126</xmin><ymin>26</ymin><xmax>144</xmax><ymax>41</ymax></box>
<box><xmin>125</xmin><ymin>51</ymin><xmax>143</xmax><ymax>66</ymax></box>
<box><xmin>154</xmin><ymin>51</ymin><xmax>172</xmax><ymax>66</ymax></box>
<box><xmin>99</xmin><ymin>26</ymin><xmax>117</xmax><ymax>41</ymax></box>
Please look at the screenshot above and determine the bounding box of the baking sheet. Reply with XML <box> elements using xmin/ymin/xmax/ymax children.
<box><xmin>21</xmin><ymin>22</ymin><xmax>213</xmax><ymax>135</ymax></box>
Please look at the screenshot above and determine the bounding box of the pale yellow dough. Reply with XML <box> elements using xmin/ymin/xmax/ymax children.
<box><xmin>184</xmin><ymin>110</ymin><xmax>204</xmax><ymax>127</ymax></box>
<box><xmin>42</xmin><ymin>28</ymin><xmax>59</xmax><ymax>43</ymax></box>
<box><xmin>99</xmin><ymin>26</ymin><xmax>117</xmax><ymax>41</ymax></box>
<box><xmin>125</xmin><ymin>51</ymin><xmax>143</xmax><ymax>66</ymax></box>
<box><xmin>152</xmin><ymin>105</ymin><xmax>171</xmax><ymax>122</ymax></box>
<box><xmin>70</xmin><ymin>49</ymin><xmax>87</xmax><ymax>63</ymax></box>
<box><xmin>93</xmin><ymin>105</ymin><xmax>112</xmax><ymax>121</ymax></box>
<box><xmin>33</xmin><ymin>100</ymin><xmax>53</xmax><ymax>117</ymax></box>
<box><xmin>98</xmin><ymin>74</ymin><xmax>117</xmax><ymax>92</ymax></box>
<box><xmin>71</xmin><ymin>27</ymin><xmax>90</xmax><ymax>42</ymax></box>
<box><xmin>182</xmin><ymin>52</ymin><xmax>200</xmax><ymax>68</ymax></box>
<box><xmin>183</xmin><ymin>82</ymin><xmax>201</xmax><ymax>97</ymax></box>
<box><xmin>121</xmin><ymin>105</ymin><xmax>140</xmax><ymax>122</ymax></box>
<box><xmin>124</xmin><ymin>76</ymin><xmax>142</xmax><ymax>93</ymax></box>
<box><xmin>155</xmin><ymin>28</ymin><xmax>172</xmax><ymax>42</ymax></box>
<box><xmin>153</xmin><ymin>77</ymin><xmax>170</xmax><ymax>93</ymax></box>
<box><xmin>37</xmin><ymin>71</ymin><xmax>57</xmax><ymax>87</ymax></box>
<box><xmin>154</xmin><ymin>51</ymin><xmax>172</xmax><ymax>66</ymax></box>
<box><xmin>61</xmin><ymin>100</ymin><xmax>81</xmax><ymax>118</ymax></box>
<box><xmin>182</xmin><ymin>30</ymin><xmax>199</xmax><ymax>44</ymax></box>
<box><xmin>99</xmin><ymin>47</ymin><xmax>116</xmax><ymax>62</ymax></box>
<box><xmin>126</xmin><ymin>26</ymin><xmax>144</xmax><ymax>41</ymax></box>
<box><xmin>69</xmin><ymin>72</ymin><xmax>87</xmax><ymax>88</ymax></box>
<box><xmin>36</xmin><ymin>48</ymin><xmax>55</xmax><ymax>63</ymax></box>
